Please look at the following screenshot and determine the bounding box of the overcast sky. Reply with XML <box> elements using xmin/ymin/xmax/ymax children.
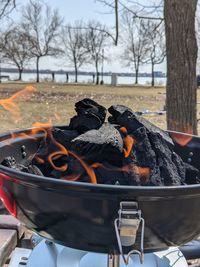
<box><xmin>12</xmin><ymin>0</ymin><xmax>115</xmax><ymax>26</ymax></box>
<box><xmin>5</xmin><ymin>0</ymin><xmax>166</xmax><ymax>73</ymax></box>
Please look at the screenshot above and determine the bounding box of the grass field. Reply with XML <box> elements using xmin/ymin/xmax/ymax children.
<box><xmin>0</xmin><ymin>82</ymin><xmax>199</xmax><ymax>134</ymax></box>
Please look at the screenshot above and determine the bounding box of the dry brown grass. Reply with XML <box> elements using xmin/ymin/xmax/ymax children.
<box><xmin>0</xmin><ymin>81</ymin><xmax>199</xmax><ymax>134</ymax></box>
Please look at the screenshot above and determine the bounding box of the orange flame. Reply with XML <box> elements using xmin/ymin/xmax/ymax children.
<box><xmin>120</xmin><ymin>127</ymin><xmax>135</xmax><ymax>158</ymax></box>
<box><xmin>31</xmin><ymin>121</ymin><xmax>52</xmax><ymax>140</ymax></box>
<box><xmin>135</xmin><ymin>166</ymin><xmax>150</xmax><ymax>177</ymax></box>
<box><xmin>34</xmin><ymin>156</ymin><xmax>45</xmax><ymax>164</ymax></box>
<box><xmin>0</xmin><ymin>86</ymin><xmax>97</xmax><ymax>184</ymax></box>
<box><xmin>30</xmin><ymin>121</ymin><xmax>97</xmax><ymax>183</ymax></box>
<box><xmin>54</xmin><ymin>112</ymin><xmax>61</xmax><ymax>121</ymax></box>
<box><xmin>0</xmin><ymin>87</ymin><xmax>149</xmax><ymax>185</ymax></box>
<box><xmin>0</xmin><ymin>86</ymin><xmax>36</xmax><ymax>122</ymax></box>
<box><xmin>169</xmin><ymin>131</ymin><xmax>192</xmax><ymax>146</ymax></box>
<box><xmin>30</xmin><ymin>121</ymin><xmax>69</xmax><ymax>172</ymax></box>
<box><xmin>69</xmin><ymin>151</ymin><xmax>97</xmax><ymax>184</ymax></box>
<box><xmin>62</xmin><ymin>173</ymin><xmax>82</xmax><ymax>181</ymax></box>
<box><xmin>10</xmin><ymin>132</ymin><xmax>36</xmax><ymax>141</ymax></box>
<box><xmin>121</xmin><ymin>165</ymin><xmax>150</xmax><ymax>183</ymax></box>
<box><xmin>91</xmin><ymin>162</ymin><xmax>150</xmax><ymax>184</ymax></box>
<box><xmin>47</xmin><ymin>135</ymin><xmax>69</xmax><ymax>172</ymax></box>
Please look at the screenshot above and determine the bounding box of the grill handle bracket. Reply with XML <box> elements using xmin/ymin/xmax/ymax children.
<box><xmin>114</xmin><ymin>201</ymin><xmax>145</xmax><ymax>265</ymax></box>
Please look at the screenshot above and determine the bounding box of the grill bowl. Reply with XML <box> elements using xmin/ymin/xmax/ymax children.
<box><xmin>0</xmin><ymin>127</ymin><xmax>200</xmax><ymax>254</ymax></box>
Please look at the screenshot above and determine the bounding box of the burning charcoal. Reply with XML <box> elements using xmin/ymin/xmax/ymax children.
<box><xmin>32</xmin><ymin>137</ymin><xmax>60</xmax><ymax>177</ymax></box>
<box><xmin>123</xmin><ymin>127</ymin><xmax>185</xmax><ymax>186</ymax></box>
<box><xmin>69</xmin><ymin>116</ymin><xmax>102</xmax><ymax>134</ymax></box>
<box><xmin>69</xmin><ymin>98</ymin><xmax>107</xmax><ymax>133</ymax></box>
<box><xmin>108</xmin><ymin>105</ymin><xmax>173</xmax><ymax>146</ymax></box>
<box><xmin>123</xmin><ymin>127</ymin><xmax>162</xmax><ymax>186</ymax></box>
<box><xmin>94</xmin><ymin>162</ymin><xmax>128</xmax><ymax>185</ymax></box>
<box><xmin>71</xmin><ymin>123</ymin><xmax>124</xmax><ymax>165</ymax></box>
<box><xmin>130</xmin><ymin>127</ymin><xmax>157</xmax><ymax>169</ymax></box>
<box><xmin>49</xmin><ymin>155</ymin><xmax>85</xmax><ymax>180</ymax></box>
<box><xmin>75</xmin><ymin>98</ymin><xmax>106</xmax><ymax>122</ymax></box>
<box><xmin>108</xmin><ymin>105</ymin><xmax>132</xmax><ymax>123</ymax></box>
<box><xmin>52</xmin><ymin>127</ymin><xmax>78</xmax><ymax>149</ymax></box>
<box><xmin>148</xmin><ymin>132</ymin><xmax>185</xmax><ymax>185</ymax></box>
<box><xmin>184</xmin><ymin>162</ymin><xmax>200</xmax><ymax>184</ymax></box>
<box><xmin>33</xmin><ymin>135</ymin><xmax>90</xmax><ymax>181</ymax></box>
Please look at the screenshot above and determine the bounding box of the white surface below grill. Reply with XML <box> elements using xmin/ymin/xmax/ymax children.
<box><xmin>7</xmin><ymin>239</ymin><xmax>188</xmax><ymax>267</ymax></box>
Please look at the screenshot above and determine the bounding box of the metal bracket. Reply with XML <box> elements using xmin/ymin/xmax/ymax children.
<box><xmin>31</xmin><ymin>234</ymin><xmax>43</xmax><ymax>248</ymax></box>
<box><xmin>114</xmin><ymin>201</ymin><xmax>145</xmax><ymax>265</ymax></box>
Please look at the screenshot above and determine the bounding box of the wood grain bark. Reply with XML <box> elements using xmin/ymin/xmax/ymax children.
<box><xmin>164</xmin><ymin>0</ymin><xmax>198</xmax><ymax>134</ymax></box>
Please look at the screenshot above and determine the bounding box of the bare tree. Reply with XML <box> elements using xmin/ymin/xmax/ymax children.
<box><xmin>97</xmin><ymin>0</ymin><xmax>164</xmax><ymax>45</ymax></box>
<box><xmin>61</xmin><ymin>22</ymin><xmax>88</xmax><ymax>83</ymax></box>
<box><xmin>142</xmin><ymin>20</ymin><xmax>165</xmax><ymax>87</ymax></box>
<box><xmin>0</xmin><ymin>27</ymin><xmax>32</xmax><ymax>80</ymax></box>
<box><xmin>121</xmin><ymin>11</ymin><xmax>149</xmax><ymax>84</ymax></box>
<box><xmin>196</xmin><ymin>15</ymin><xmax>200</xmax><ymax>76</ymax></box>
<box><xmin>0</xmin><ymin>0</ymin><xmax>16</xmax><ymax>20</ymax></box>
<box><xmin>165</xmin><ymin>0</ymin><xmax>198</xmax><ymax>134</ymax></box>
<box><xmin>84</xmin><ymin>21</ymin><xmax>108</xmax><ymax>85</ymax></box>
<box><xmin>21</xmin><ymin>0</ymin><xmax>63</xmax><ymax>82</ymax></box>
<box><xmin>98</xmin><ymin>0</ymin><xmax>198</xmax><ymax>134</ymax></box>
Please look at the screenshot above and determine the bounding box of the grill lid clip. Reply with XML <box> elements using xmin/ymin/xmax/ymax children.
<box><xmin>114</xmin><ymin>201</ymin><xmax>145</xmax><ymax>265</ymax></box>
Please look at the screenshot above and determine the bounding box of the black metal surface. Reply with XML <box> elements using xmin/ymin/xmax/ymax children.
<box><xmin>180</xmin><ymin>240</ymin><xmax>200</xmax><ymax>260</ymax></box>
<box><xmin>0</xmin><ymin>128</ymin><xmax>200</xmax><ymax>254</ymax></box>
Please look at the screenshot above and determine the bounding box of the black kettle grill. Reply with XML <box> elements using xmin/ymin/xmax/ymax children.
<box><xmin>0</xmin><ymin>127</ymin><xmax>200</xmax><ymax>257</ymax></box>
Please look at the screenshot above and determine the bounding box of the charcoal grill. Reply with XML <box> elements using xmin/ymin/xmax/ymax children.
<box><xmin>0</xmin><ymin>127</ymin><xmax>200</xmax><ymax>267</ymax></box>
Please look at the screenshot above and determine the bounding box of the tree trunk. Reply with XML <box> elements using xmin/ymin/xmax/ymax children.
<box><xmin>92</xmin><ymin>74</ymin><xmax>95</xmax><ymax>83</ymax></box>
<box><xmin>36</xmin><ymin>56</ymin><xmax>40</xmax><ymax>83</ymax></box>
<box><xmin>151</xmin><ymin>61</ymin><xmax>154</xmax><ymax>87</ymax></box>
<box><xmin>164</xmin><ymin>0</ymin><xmax>198</xmax><ymax>135</ymax></box>
<box><xmin>95</xmin><ymin>61</ymin><xmax>99</xmax><ymax>85</ymax></box>
<box><xmin>19</xmin><ymin>69</ymin><xmax>22</xmax><ymax>81</ymax></box>
<box><xmin>75</xmin><ymin>65</ymin><xmax>78</xmax><ymax>83</ymax></box>
<box><xmin>135</xmin><ymin>67</ymin><xmax>139</xmax><ymax>84</ymax></box>
<box><xmin>17</xmin><ymin>67</ymin><xmax>23</xmax><ymax>81</ymax></box>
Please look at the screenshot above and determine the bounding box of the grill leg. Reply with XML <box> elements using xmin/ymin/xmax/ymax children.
<box><xmin>107</xmin><ymin>254</ymin><xmax>120</xmax><ymax>267</ymax></box>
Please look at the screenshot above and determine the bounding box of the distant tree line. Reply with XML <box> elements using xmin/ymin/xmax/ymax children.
<box><xmin>0</xmin><ymin>0</ymin><xmax>166</xmax><ymax>85</ymax></box>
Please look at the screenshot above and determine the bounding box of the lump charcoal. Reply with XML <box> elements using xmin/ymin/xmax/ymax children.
<box><xmin>75</xmin><ymin>98</ymin><xmax>106</xmax><ymax>122</ymax></box>
<box><xmin>52</xmin><ymin>127</ymin><xmax>78</xmax><ymax>149</ymax></box>
<box><xmin>148</xmin><ymin>132</ymin><xmax>185</xmax><ymax>185</ymax></box>
<box><xmin>108</xmin><ymin>105</ymin><xmax>132</xmax><ymax>123</ymax></box>
<box><xmin>49</xmin><ymin>155</ymin><xmax>86</xmax><ymax>180</ymax></box>
<box><xmin>69</xmin><ymin>115</ymin><xmax>102</xmax><ymax>133</ymax></box>
<box><xmin>108</xmin><ymin>105</ymin><xmax>173</xmax><ymax>146</ymax></box>
<box><xmin>71</xmin><ymin>123</ymin><xmax>124</xmax><ymax>165</ymax></box>
<box><xmin>184</xmin><ymin>162</ymin><xmax>200</xmax><ymax>184</ymax></box>
<box><xmin>33</xmin><ymin>137</ymin><xmax>90</xmax><ymax>181</ymax></box>
<box><xmin>32</xmin><ymin>136</ymin><xmax>61</xmax><ymax>177</ymax></box>
<box><xmin>130</xmin><ymin>127</ymin><xmax>157</xmax><ymax>169</ymax></box>
<box><xmin>94</xmin><ymin>162</ymin><xmax>129</xmax><ymax>185</ymax></box>
<box><xmin>123</xmin><ymin>127</ymin><xmax>185</xmax><ymax>186</ymax></box>
<box><xmin>123</xmin><ymin>127</ymin><xmax>164</xmax><ymax>186</ymax></box>
<box><xmin>69</xmin><ymin>98</ymin><xmax>107</xmax><ymax>133</ymax></box>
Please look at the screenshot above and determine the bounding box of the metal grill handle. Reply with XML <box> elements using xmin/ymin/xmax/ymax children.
<box><xmin>114</xmin><ymin>201</ymin><xmax>145</xmax><ymax>265</ymax></box>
